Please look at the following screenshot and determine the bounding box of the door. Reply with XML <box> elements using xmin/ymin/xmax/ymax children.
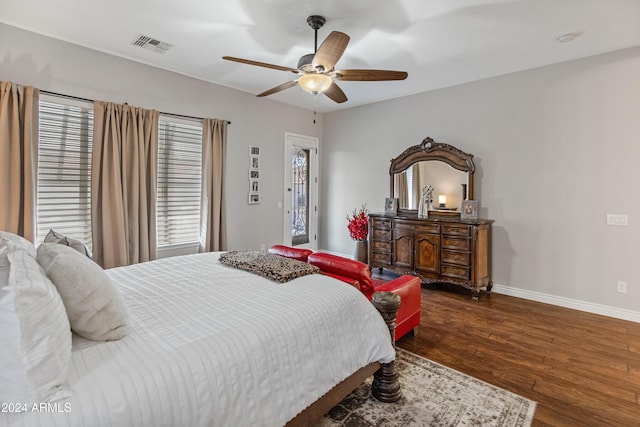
<box><xmin>414</xmin><ymin>232</ymin><xmax>440</xmax><ymax>278</ymax></box>
<box><xmin>392</xmin><ymin>227</ymin><xmax>414</xmax><ymax>270</ymax></box>
<box><xmin>283</xmin><ymin>133</ymin><xmax>318</xmax><ymax>250</ymax></box>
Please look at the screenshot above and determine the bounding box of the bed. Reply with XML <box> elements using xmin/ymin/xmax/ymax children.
<box><xmin>1</xmin><ymin>248</ymin><xmax>396</xmax><ymax>427</ymax></box>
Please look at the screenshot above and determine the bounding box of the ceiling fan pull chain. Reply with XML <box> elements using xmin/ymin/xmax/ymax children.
<box><xmin>313</xmin><ymin>94</ymin><xmax>317</xmax><ymax>124</ymax></box>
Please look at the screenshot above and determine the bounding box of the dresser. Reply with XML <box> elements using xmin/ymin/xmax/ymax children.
<box><xmin>369</xmin><ymin>213</ymin><xmax>493</xmax><ymax>299</ymax></box>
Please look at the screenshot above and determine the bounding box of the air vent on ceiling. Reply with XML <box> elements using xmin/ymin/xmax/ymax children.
<box><xmin>131</xmin><ymin>34</ymin><xmax>173</xmax><ymax>54</ymax></box>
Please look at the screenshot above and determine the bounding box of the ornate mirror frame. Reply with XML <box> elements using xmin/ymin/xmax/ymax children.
<box><xmin>389</xmin><ymin>137</ymin><xmax>475</xmax><ymax>215</ymax></box>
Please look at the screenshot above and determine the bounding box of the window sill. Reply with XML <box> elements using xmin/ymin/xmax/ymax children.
<box><xmin>157</xmin><ymin>242</ymin><xmax>199</xmax><ymax>259</ymax></box>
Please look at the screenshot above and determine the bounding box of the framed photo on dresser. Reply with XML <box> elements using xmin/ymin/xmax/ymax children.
<box><xmin>461</xmin><ymin>200</ymin><xmax>479</xmax><ymax>220</ymax></box>
<box><xmin>384</xmin><ymin>198</ymin><xmax>399</xmax><ymax>215</ymax></box>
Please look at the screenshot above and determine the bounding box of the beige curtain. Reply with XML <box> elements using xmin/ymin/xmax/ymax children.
<box><xmin>0</xmin><ymin>82</ymin><xmax>39</xmax><ymax>242</ymax></box>
<box><xmin>199</xmin><ymin>118</ymin><xmax>227</xmax><ymax>252</ymax></box>
<box><xmin>91</xmin><ymin>101</ymin><xmax>158</xmax><ymax>268</ymax></box>
<box><xmin>395</xmin><ymin>171</ymin><xmax>408</xmax><ymax>209</ymax></box>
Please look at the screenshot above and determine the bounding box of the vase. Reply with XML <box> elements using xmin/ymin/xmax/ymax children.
<box><xmin>354</xmin><ymin>239</ymin><xmax>368</xmax><ymax>263</ymax></box>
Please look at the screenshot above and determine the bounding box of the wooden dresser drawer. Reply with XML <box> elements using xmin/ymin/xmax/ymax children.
<box><xmin>415</xmin><ymin>224</ymin><xmax>440</xmax><ymax>234</ymax></box>
<box><xmin>372</xmin><ymin>228</ymin><xmax>392</xmax><ymax>241</ymax></box>
<box><xmin>441</xmin><ymin>264</ymin><xmax>471</xmax><ymax>281</ymax></box>
<box><xmin>442</xmin><ymin>237</ymin><xmax>470</xmax><ymax>250</ymax></box>
<box><xmin>371</xmin><ymin>240</ymin><xmax>391</xmax><ymax>253</ymax></box>
<box><xmin>441</xmin><ymin>250</ymin><xmax>470</xmax><ymax>266</ymax></box>
<box><xmin>371</xmin><ymin>252</ymin><xmax>391</xmax><ymax>265</ymax></box>
<box><xmin>371</xmin><ymin>218</ymin><xmax>391</xmax><ymax>229</ymax></box>
<box><xmin>441</xmin><ymin>224</ymin><xmax>471</xmax><ymax>237</ymax></box>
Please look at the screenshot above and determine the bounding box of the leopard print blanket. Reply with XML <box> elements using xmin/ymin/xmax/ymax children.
<box><xmin>219</xmin><ymin>250</ymin><xmax>320</xmax><ymax>283</ymax></box>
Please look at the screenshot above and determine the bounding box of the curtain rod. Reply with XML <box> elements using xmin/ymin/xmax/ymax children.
<box><xmin>39</xmin><ymin>90</ymin><xmax>231</xmax><ymax>124</ymax></box>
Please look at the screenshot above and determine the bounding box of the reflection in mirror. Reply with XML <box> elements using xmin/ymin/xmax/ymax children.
<box><xmin>389</xmin><ymin>138</ymin><xmax>475</xmax><ymax>216</ymax></box>
<box><xmin>394</xmin><ymin>161</ymin><xmax>468</xmax><ymax>210</ymax></box>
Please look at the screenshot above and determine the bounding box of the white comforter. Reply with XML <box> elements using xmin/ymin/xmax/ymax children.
<box><xmin>3</xmin><ymin>252</ymin><xmax>395</xmax><ymax>427</ymax></box>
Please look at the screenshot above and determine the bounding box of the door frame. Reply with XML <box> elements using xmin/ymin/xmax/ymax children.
<box><xmin>283</xmin><ymin>132</ymin><xmax>319</xmax><ymax>250</ymax></box>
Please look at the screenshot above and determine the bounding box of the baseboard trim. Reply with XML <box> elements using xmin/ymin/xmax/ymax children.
<box><xmin>492</xmin><ymin>284</ymin><xmax>640</xmax><ymax>324</ymax></box>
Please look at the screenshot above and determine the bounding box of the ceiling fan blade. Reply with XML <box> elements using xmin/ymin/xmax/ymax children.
<box><xmin>312</xmin><ymin>31</ymin><xmax>350</xmax><ymax>71</ymax></box>
<box><xmin>223</xmin><ymin>56</ymin><xmax>298</xmax><ymax>73</ymax></box>
<box><xmin>336</xmin><ymin>69</ymin><xmax>408</xmax><ymax>81</ymax></box>
<box><xmin>323</xmin><ymin>82</ymin><xmax>348</xmax><ymax>103</ymax></box>
<box><xmin>256</xmin><ymin>80</ymin><xmax>298</xmax><ymax>97</ymax></box>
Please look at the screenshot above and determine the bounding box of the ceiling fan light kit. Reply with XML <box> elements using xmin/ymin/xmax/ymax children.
<box><xmin>223</xmin><ymin>15</ymin><xmax>408</xmax><ymax>103</ymax></box>
<box><xmin>298</xmin><ymin>74</ymin><xmax>333</xmax><ymax>94</ymax></box>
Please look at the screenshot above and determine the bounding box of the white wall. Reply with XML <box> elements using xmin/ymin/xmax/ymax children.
<box><xmin>322</xmin><ymin>47</ymin><xmax>640</xmax><ymax>313</ymax></box>
<box><xmin>0</xmin><ymin>23</ymin><xmax>322</xmax><ymax>252</ymax></box>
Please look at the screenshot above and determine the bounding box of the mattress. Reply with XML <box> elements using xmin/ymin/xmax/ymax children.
<box><xmin>2</xmin><ymin>252</ymin><xmax>395</xmax><ymax>427</ymax></box>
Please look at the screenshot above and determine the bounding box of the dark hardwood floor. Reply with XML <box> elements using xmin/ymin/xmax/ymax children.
<box><xmin>394</xmin><ymin>284</ymin><xmax>640</xmax><ymax>427</ymax></box>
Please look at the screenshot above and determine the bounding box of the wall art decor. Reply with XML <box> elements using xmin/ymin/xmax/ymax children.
<box><xmin>248</xmin><ymin>146</ymin><xmax>261</xmax><ymax>204</ymax></box>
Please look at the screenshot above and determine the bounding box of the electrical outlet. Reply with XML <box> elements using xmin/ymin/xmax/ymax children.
<box><xmin>616</xmin><ymin>281</ymin><xmax>628</xmax><ymax>294</ymax></box>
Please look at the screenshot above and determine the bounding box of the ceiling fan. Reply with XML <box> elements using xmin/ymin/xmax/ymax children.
<box><xmin>223</xmin><ymin>15</ymin><xmax>408</xmax><ymax>103</ymax></box>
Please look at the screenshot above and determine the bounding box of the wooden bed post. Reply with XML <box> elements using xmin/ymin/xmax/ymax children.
<box><xmin>371</xmin><ymin>291</ymin><xmax>401</xmax><ymax>403</ymax></box>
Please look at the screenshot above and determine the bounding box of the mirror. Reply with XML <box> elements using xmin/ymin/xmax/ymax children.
<box><xmin>389</xmin><ymin>137</ymin><xmax>475</xmax><ymax>214</ymax></box>
<box><xmin>394</xmin><ymin>162</ymin><xmax>468</xmax><ymax>210</ymax></box>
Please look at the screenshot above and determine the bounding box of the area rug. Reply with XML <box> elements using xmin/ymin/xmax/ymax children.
<box><xmin>316</xmin><ymin>349</ymin><xmax>536</xmax><ymax>427</ymax></box>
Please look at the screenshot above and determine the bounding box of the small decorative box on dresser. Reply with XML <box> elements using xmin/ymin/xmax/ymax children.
<box><xmin>369</xmin><ymin>214</ymin><xmax>493</xmax><ymax>299</ymax></box>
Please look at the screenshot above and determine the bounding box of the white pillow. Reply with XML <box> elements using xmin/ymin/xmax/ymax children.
<box><xmin>44</xmin><ymin>228</ymin><xmax>93</xmax><ymax>259</ymax></box>
<box><xmin>37</xmin><ymin>243</ymin><xmax>129</xmax><ymax>341</ymax></box>
<box><xmin>0</xmin><ymin>242</ymin><xmax>72</xmax><ymax>404</ymax></box>
<box><xmin>0</xmin><ymin>230</ymin><xmax>36</xmax><ymax>258</ymax></box>
<box><xmin>0</xmin><ymin>246</ymin><xmax>9</xmax><ymax>289</ymax></box>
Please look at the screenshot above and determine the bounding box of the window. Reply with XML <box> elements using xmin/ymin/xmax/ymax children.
<box><xmin>156</xmin><ymin>117</ymin><xmax>202</xmax><ymax>247</ymax></box>
<box><xmin>36</xmin><ymin>101</ymin><xmax>203</xmax><ymax>250</ymax></box>
<box><xmin>37</xmin><ymin>98</ymin><xmax>94</xmax><ymax>246</ymax></box>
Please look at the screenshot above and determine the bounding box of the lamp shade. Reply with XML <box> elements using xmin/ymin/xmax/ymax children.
<box><xmin>438</xmin><ymin>195</ymin><xmax>446</xmax><ymax>205</ymax></box>
<box><xmin>298</xmin><ymin>74</ymin><xmax>333</xmax><ymax>94</ymax></box>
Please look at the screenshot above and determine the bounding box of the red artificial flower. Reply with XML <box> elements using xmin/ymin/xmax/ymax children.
<box><xmin>346</xmin><ymin>205</ymin><xmax>369</xmax><ymax>241</ymax></box>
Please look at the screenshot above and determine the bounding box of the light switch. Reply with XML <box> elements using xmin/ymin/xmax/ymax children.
<box><xmin>606</xmin><ymin>214</ymin><xmax>628</xmax><ymax>226</ymax></box>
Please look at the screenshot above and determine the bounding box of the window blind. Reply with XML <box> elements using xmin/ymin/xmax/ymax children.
<box><xmin>37</xmin><ymin>99</ymin><xmax>93</xmax><ymax>246</ymax></box>
<box><xmin>157</xmin><ymin>118</ymin><xmax>202</xmax><ymax>247</ymax></box>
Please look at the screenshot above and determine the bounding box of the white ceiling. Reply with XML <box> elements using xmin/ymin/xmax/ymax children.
<box><xmin>1</xmin><ymin>0</ymin><xmax>639</xmax><ymax>113</ymax></box>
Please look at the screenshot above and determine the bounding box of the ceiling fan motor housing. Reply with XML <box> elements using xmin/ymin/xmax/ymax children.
<box><xmin>297</xmin><ymin>53</ymin><xmax>316</xmax><ymax>71</ymax></box>
<box><xmin>300</xmin><ymin>15</ymin><xmax>327</xmax><ymax>72</ymax></box>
